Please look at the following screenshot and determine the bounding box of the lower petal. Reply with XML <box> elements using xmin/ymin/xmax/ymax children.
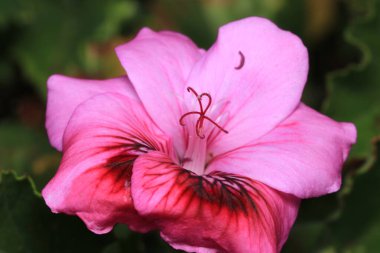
<box><xmin>43</xmin><ymin>93</ymin><xmax>172</xmax><ymax>233</ymax></box>
<box><xmin>131</xmin><ymin>151</ymin><xmax>300</xmax><ymax>253</ymax></box>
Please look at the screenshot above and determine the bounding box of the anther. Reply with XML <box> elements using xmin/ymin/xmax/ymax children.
<box><xmin>179</xmin><ymin>87</ymin><xmax>229</xmax><ymax>139</ymax></box>
<box><xmin>235</xmin><ymin>51</ymin><xmax>245</xmax><ymax>70</ymax></box>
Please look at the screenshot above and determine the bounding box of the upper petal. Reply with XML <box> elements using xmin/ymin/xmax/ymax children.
<box><xmin>42</xmin><ymin>92</ymin><xmax>172</xmax><ymax>234</ymax></box>
<box><xmin>184</xmin><ymin>17</ymin><xmax>308</xmax><ymax>155</ymax></box>
<box><xmin>46</xmin><ymin>75</ymin><xmax>137</xmax><ymax>151</ymax></box>
<box><xmin>131</xmin><ymin>151</ymin><xmax>300</xmax><ymax>253</ymax></box>
<box><xmin>115</xmin><ymin>28</ymin><xmax>203</xmax><ymax>156</ymax></box>
<box><xmin>208</xmin><ymin>104</ymin><xmax>357</xmax><ymax>199</ymax></box>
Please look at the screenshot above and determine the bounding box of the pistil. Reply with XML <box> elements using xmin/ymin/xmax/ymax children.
<box><xmin>182</xmin><ymin>135</ymin><xmax>207</xmax><ymax>175</ymax></box>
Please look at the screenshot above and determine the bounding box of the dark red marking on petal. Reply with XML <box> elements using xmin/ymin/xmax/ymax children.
<box><xmin>82</xmin><ymin>159</ymin><xmax>131</xmax><ymax>199</ymax></box>
<box><xmin>133</xmin><ymin>151</ymin><xmax>299</xmax><ymax>252</ymax></box>
<box><xmin>66</xmin><ymin>149</ymin><xmax>153</xmax><ymax>232</ymax></box>
<box><xmin>102</xmin><ymin>133</ymin><xmax>158</xmax><ymax>171</ymax></box>
<box><xmin>82</xmin><ymin>129</ymin><xmax>165</xmax><ymax>198</ymax></box>
<box><xmin>79</xmin><ymin>141</ymin><xmax>152</xmax><ymax>200</ymax></box>
<box><xmin>65</xmin><ymin>131</ymin><xmax>165</xmax><ymax>233</ymax></box>
<box><xmin>179</xmin><ymin>157</ymin><xmax>192</xmax><ymax>166</ymax></box>
<box><xmin>235</xmin><ymin>51</ymin><xmax>245</xmax><ymax>70</ymax></box>
<box><xmin>180</xmin><ymin>87</ymin><xmax>228</xmax><ymax>139</ymax></box>
<box><xmin>141</xmin><ymin>154</ymin><xmax>266</xmax><ymax>217</ymax></box>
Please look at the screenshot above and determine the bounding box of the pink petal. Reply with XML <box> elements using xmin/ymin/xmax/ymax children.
<box><xmin>42</xmin><ymin>93</ymin><xmax>172</xmax><ymax>234</ymax></box>
<box><xmin>208</xmin><ymin>104</ymin><xmax>357</xmax><ymax>199</ymax></box>
<box><xmin>131</xmin><ymin>151</ymin><xmax>300</xmax><ymax>253</ymax></box>
<box><xmin>184</xmin><ymin>17</ymin><xmax>308</xmax><ymax>155</ymax></box>
<box><xmin>46</xmin><ymin>75</ymin><xmax>137</xmax><ymax>151</ymax></box>
<box><xmin>115</xmin><ymin>28</ymin><xmax>203</xmax><ymax>156</ymax></box>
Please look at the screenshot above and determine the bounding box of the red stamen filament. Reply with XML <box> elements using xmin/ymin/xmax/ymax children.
<box><xmin>179</xmin><ymin>87</ymin><xmax>228</xmax><ymax>139</ymax></box>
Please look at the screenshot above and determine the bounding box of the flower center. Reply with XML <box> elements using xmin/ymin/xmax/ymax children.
<box><xmin>179</xmin><ymin>87</ymin><xmax>228</xmax><ymax>139</ymax></box>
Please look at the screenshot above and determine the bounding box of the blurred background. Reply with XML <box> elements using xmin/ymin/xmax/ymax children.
<box><xmin>0</xmin><ymin>0</ymin><xmax>379</xmax><ymax>252</ymax></box>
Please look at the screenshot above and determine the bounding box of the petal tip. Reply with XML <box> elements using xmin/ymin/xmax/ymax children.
<box><xmin>77</xmin><ymin>213</ymin><xmax>114</xmax><ymax>234</ymax></box>
<box><xmin>43</xmin><ymin>182</ymin><xmax>118</xmax><ymax>235</ymax></box>
<box><xmin>327</xmin><ymin>176</ymin><xmax>342</xmax><ymax>195</ymax></box>
<box><xmin>41</xmin><ymin>185</ymin><xmax>63</xmax><ymax>215</ymax></box>
<box><xmin>47</xmin><ymin>74</ymin><xmax>64</xmax><ymax>87</ymax></box>
<box><xmin>342</xmin><ymin>122</ymin><xmax>357</xmax><ymax>145</ymax></box>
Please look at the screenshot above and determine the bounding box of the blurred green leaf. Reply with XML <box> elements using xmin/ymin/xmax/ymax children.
<box><xmin>1</xmin><ymin>0</ymin><xmax>138</xmax><ymax>97</ymax></box>
<box><xmin>0</xmin><ymin>122</ymin><xmax>59</xmax><ymax>190</ymax></box>
<box><xmin>104</xmin><ymin>224</ymin><xmax>182</xmax><ymax>253</ymax></box>
<box><xmin>0</xmin><ymin>145</ymin><xmax>191</xmax><ymax>253</ymax></box>
<box><xmin>0</xmin><ymin>0</ymin><xmax>28</xmax><ymax>28</ymax></box>
<box><xmin>283</xmin><ymin>222</ymin><xmax>326</xmax><ymax>253</ymax></box>
<box><xmin>285</xmin><ymin>1</ymin><xmax>380</xmax><ymax>251</ymax></box>
<box><xmin>0</xmin><ymin>172</ymin><xmax>114</xmax><ymax>253</ymax></box>
<box><xmin>319</xmin><ymin>141</ymin><xmax>380</xmax><ymax>252</ymax></box>
<box><xmin>150</xmin><ymin>0</ymin><xmax>286</xmax><ymax>48</ymax></box>
<box><xmin>199</xmin><ymin>0</ymin><xmax>285</xmax><ymax>40</ymax></box>
<box><xmin>324</xmin><ymin>0</ymin><xmax>380</xmax><ymax>159</ymax></box>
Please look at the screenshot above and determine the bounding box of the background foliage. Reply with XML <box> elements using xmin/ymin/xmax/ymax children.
<box><xmin>0</xmin><ymin>0</ymin><xmax>379</xmax><ymax>252</ymax></box>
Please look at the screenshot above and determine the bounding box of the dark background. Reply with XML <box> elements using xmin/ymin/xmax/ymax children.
<box><xmin>1</xmin><ymin>0</ymin><xmax>380</xmax><ymax>252</ymax></box>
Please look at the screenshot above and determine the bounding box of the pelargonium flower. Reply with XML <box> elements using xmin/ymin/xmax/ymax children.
<box><xmin>42</xmin><ymin>17</ymin><xmax>356</xmax><ymax>253</ymax></box>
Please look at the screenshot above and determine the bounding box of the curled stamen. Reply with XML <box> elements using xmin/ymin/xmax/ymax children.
<box><xmin>202</xmin><ymin>116</ymin><xmax>229</xmax><ymax>134</ymax></box>
<box><xmin>235</xmin><ymin>51</ymin><xmax>245</xmax><ymax>70</ymax></box>
<box><xmin>179</xmin><ymin>111</ymin><xmax>201</xmax><ymax>126</ymax></box>
<box><xmin>187</xmin><ymin>87</ymin><xmax>203</xmax><ymax>112</ymax></box>
<box><xmin>180</xmin><ymin>87</ymin><xmax>228</xmax><ymax>139</ymax></box>
<box><xmin>200</xmin><ymin>93</ymin><xmax>212</xmax><ymax>113</ymax></box>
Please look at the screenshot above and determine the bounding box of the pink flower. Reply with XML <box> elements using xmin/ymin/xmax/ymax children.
<box><xmin>42</xmin><ymin>17</ymin><xmax>356</xmax><ymax>253</ymax></box>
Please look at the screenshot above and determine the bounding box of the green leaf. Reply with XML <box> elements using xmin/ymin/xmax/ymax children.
<box><xmin>283</xmin><ymin>222</ymin><xmax>326</xmax><ymax>253</ymax></box>
<box><xmin>149</xmin><ymin>0</ymin><xmax>287</xmax><ymax>48</ymax></box>
<box><xmin>198</xmin><ymin>0</ymin><xmax>286</xmax><ymax>41</ymax></box>
<box><xmin>0</xmin><ymin>172</ymin><xmax>114</xmax><ymax>253</ymax></box>
<box><xmin>3</xmin><ymin>0</ymin><xmax>138</xmax><ymax>97</ymax></box>
<box><xmin>319</xmin><ymin>141</ymin><xmax>380</xmax><ymax>252</ymax></box>
<box><xmin>324</xmin><ymin>0</ymin><xmax>380</xmax><ymax>159</ymax></box>
<box><xmin>0</xmin><ymin>122</ymin><xmax>59</xmax><ymax>190</ymax></box>
<box><xmin>103</xmin><ymin>224</ymin><xmax>183</xmax><ymax>253</ymax></box>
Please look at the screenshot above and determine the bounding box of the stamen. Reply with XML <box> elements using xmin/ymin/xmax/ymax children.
<box><xmin>235</xmin><ymin>51</ymin><xmax>245</xmax><ymax>70</ymax></box>
<box><xmin>179</xmin><ymin>111</ymin><xmax>201</xmax><ymax>126</ymax></box>
<box><xmin>180</xmin><ymin>87</ymin><xmax>229</xmax><ymax>139</ymax></box>
<box><xmin>202</xmin><ymin>116</ymin><xmax>229</xmax><ymax>134</ymax></box>
<box><xmin>195</xmin><ymin>119</ymin><xmax>205</xmax><ymax>139</ymax></box>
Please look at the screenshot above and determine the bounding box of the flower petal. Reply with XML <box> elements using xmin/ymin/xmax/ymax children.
<box><xmin>115</xmin><ymin>28</ymin><xmax>203</xmax><ymax>155</ymax></box>
<box><xmin>42</xmin><ymin>93</ymin><xmax>172</xmax><ymax>234</ymax></box>
<box><xmin>208</xmin><ymin>104</ymin><xmax>357</xmax><ymax>199</ymax></box>
<box><xmin>184</xmin><ymin>17</ymin><xmax>308</xmax><ymax>155</ymax></box>
<box><xmin>46</xmin><ymin>75</ymin><xmax>137</xmax><ymax>151</ymax></box>
<box><xmin>131</xmin><ymin>151</ymin><xmax>300</xmax><ymax>253</ymax></box>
